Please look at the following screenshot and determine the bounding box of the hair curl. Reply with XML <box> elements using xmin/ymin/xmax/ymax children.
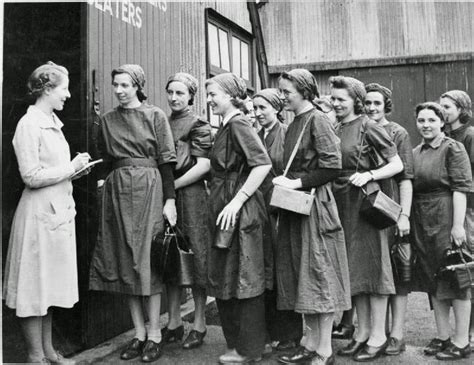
<box><xmin>27</xmin><ymin>61</ymin><xmax>69</xmax><ymax>100</ymax></box>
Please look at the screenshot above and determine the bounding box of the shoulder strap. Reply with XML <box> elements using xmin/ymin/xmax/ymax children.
<box><xmin>355</xmin><ymin>118</ymin><xmax>369</xmax><ymax>173</ymax></box>
<box><xmin>283</xmin><ymin>117</ymin><xmax>312</xmax><ymax>176</ymax></box>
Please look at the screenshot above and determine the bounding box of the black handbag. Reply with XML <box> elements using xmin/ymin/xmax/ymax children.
<box><xmin>436</xmin><ymin>245</ymin><xmax>474</xmax><ymax>290</ymax></box>
<box><xmin>212</xmin><ymin>129</ymin><xmax>245</xmax><ymax>250</ymax></box>
<box><xmin>355</xmin><ymin>119</ymin><xmax>401</xmax><ymax>229</ymax></box>
<box><xmin>390</xmin><ymin>237</ymin><xmax>413</xmax><ymax>283</ymax></box>
<box><xmin>151</xmin><ymin>225</ymin><xmax>195</xmax><ymax>286</ymax></box>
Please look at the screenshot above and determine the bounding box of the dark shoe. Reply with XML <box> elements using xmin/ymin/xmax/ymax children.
<box><xmin>278</xmin><ymin>346</ymin><xmax>317</xmax><ymax>363</ymax></box>
<box><xmin>120</xmin><ymin>338</ymin><xmax>145</xmax><ymax>360</ymax></box>
<box><xmin>332</xmin><ymin>323</ymin><xmax>355</xmax><ymax>339</ymax></box>
<box><xmin>384</xmin><ymin>337</ymin><xmax>406</xmax><ymax>355</ymax></box>
<box><xmin>141</xmin><ymin>340</ymin><xmax>164</xmax><ymax>362</ymax></box>
<box><xmin>353</xmin><ymin>341</ymin><xmax>388</xmax><ymax>362</ymax></box>
<box><xmin>423</xmin><ymin>337</ymin><xmax>451</xmax><ymax>356</ymax></box>
<box><xmin>337</xmin><ymin>339</ymin><xmax>367</xmax><ymax>357</ymax></box>
<box><xmin>161</xmin><ymin>325</ymin><xmax>184</xmax><ymax>343</ymax></box>
<box><xmin>435</xmin><ymin>343</ymin><xmax>471</xmax><ymax>360</ymax></box>
<box><xmin>311</xmin><ymin>353</ymin><xmax>335</xmax><ymax>365</ymax></box>
<box><xmin>276</xmin><ymin>340</ymin><xmax>298</xmax><ymax>351</ymax></box>
<box><xmin>182</xmin><ymin>329</ymin><xmax>207</xmax><ymax>349</ymax></box>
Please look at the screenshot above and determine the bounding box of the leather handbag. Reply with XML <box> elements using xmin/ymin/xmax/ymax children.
<box><xmin>355</xmin><ymin>119</ymin><xmax>401</xmax><ymax>229</ymax></box>
<box><xmin>436</xmin><ymin>245</ymin><xmax>474</xmax><ymax>290</ymax></box>
<box><xmin>212</xmin><ymin>128</ymin><xmax>245</xmax><ymax>249</ymax></box>
<box><xmin>270</xmin><ymin>118</ymin><xmax>315</xmax><ymax>215</ymax></box>
<box><xmin>390</xmin><ymin>237</ymin><xmax>413</xmax><ymax>283</ymax></box>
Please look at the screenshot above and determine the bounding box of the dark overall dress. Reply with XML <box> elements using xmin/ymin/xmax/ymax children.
<box><xmin>411</xmin><ymin>133</ymin><xmax>472</xmax><ymax>300</ymax></box>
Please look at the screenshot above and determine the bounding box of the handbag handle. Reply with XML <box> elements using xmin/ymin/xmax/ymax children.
<box><xmin>455</xmin><ymin>245</ymin><xmax>473</xmax><ymax>286</ymax></box>
<box><xmin>282</xmin><ymin>117</ymin><xmax>315</xmax><ymax>196</ymax></box>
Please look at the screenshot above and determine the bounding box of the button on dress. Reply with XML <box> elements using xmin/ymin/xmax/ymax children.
<box><xmin>89</xmin><ymin>104</ymin><xmax>176</xmax><ymax>296</ymax></box>
<box><xmin>411</xmin><ymin>133</ymin><xmax>472</xmax><ymax>300</ymax></box>
<box><xmin>3</xmin><ymin>105</ymin><xmax>78</xmax><ymax>317</ymax></box>
<box><xmin>169</xmin><ymin>109</ymin><xmax>213</xmax><ymax>288</ymax></box>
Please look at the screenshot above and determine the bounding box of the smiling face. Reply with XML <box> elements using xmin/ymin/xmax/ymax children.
<box><xmin>166</xmin><ymin>81</ymin><xmax>192</xmax><ymax>113</ymax></box>
<box><xmin>206</xmin><ymin>82</ymin><xmax>233</xmax><ymax>117</ymax></box>
<box><xmin>439</xmin><ymin>97</ymin><xmax>461</xmax><ymax>126</ymax></box>
<box><xmin>253</xmin><ymin>96</ymin><xmax>278</xmax><ymax>128</ymax></box>
<box><xmin>278</xmin><ymin>78</ymin><xmax>305</xmax><ymax>113</ymax></box>
<box><xmin>46</xmin><ymin>76</ymin><xmax>70</xmax><ymax>111</ymax></box>
<box><xmin>365</xmin><ymin>91</ymin><xmax>386</xmax><ymax>123</ymax></box>
<box><xmin>330</xmin><ymin>88</ymin><xmax>356</xmax><ymax>122</ymax></box>
<box><xmin>416</xmin><ymin>108</ymin><xmax>444</xmax><ymax>141</ymax></box>
<box><xmin>113</xmin><ymin>73</ymin><xmax>139</xmax><ymax>107</ymax></box>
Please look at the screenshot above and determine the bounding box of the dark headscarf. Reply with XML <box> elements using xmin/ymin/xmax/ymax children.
<box><xmin>111</xmin><ymin>64</ymin><xmax>147</xmax><ymax>101</ymax></box>
<box><xmin>208</xmin><ymin>73</ymin><xmax>247</xmax><ymax>99</ymax></box>
<box><xmin>280</xmin><ymin>68</ymin><xmax>319</xmax><ymax>100</ymax></box>
<box><xmin>252</xmin><ymin>88</ymin><xmax>283</xmax><ymax>112</ymax></box>
<box><xmin>441</xmin><ymin>90</ymin><xmax>472</xmax><ymax>124</ymax></box>
<box><xmin>166</xmin><ymin>72</ymin><xmax>198</xmax><ymax>105</ymax></box>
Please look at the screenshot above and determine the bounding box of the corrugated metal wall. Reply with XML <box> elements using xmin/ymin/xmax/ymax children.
<box><xmin>259</xmin><ymin>0</ymin><xmax>473</xmax><ymax>70</ymax></box>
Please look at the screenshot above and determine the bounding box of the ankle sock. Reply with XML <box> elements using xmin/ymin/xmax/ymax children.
<box><xmin>134</xmin><ymin>327</ymin><xmax>146</xmax><ymax>342</ymax></box>
<box><xmin>147</xmin><ymin>329</ymin><xmax>162</xmax><ymax>343</ymax></box>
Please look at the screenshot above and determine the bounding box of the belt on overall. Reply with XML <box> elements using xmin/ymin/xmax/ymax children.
<box><xmin>414</xmin><ymin>190</ymin><xmax>451</xmax><ymax>200</ymax></box>
<box><xmin>112</xmin><ymin>158</ymin><xmax>158</xmax><ymax>170</ymax></box>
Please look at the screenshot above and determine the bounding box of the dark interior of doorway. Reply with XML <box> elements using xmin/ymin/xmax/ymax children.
<box><xmin>2</xmin><ymin>3</ymin><xmax>84</xmax><ymax>362</ymax></box>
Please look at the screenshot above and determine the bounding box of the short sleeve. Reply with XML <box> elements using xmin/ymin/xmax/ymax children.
<box><xmin>190</xmin><ymin>118</ymin><xmax>213</xmax><ymax>158</ymax></box>
<box><xmin>229</xmin><ymin>116</ymin><xmax>271</xmax><ymax>167</ymax></box>
<box><xmin>447</xmin><ymin>140</ymin><xmax>472</xmax><ymax>192</ymax></box>
<box><xmin>464</xmin><ymin>128</ymin><xmax>474</xmax><ymax>172</ymax></box>
<box><xmin>366</xmin><ymin>120</ymin><xmax>397</xmax><ymax>160</ymax></box>
<box><xmin>154</xmin><ymin>108</ymin><xmax>177</xmax><ymax>165</ymax></box>
<box><xmin>310</xmin><ymin>112</ymin><xmax>342</xmax><ymax>169</ymax></box>
<box><xmin>392</xmin><ymin>126</ymin><xmax>414</xmax><ymax>180</ymax></box>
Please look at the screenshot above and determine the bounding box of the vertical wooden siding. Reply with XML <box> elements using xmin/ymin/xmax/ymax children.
<box><xmin>259</xmin><ymin>0</ymin><xmax>473</xmax><ymax>68</ymax></box>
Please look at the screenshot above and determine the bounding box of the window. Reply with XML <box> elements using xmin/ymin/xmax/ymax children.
<box><xmin>206</xmin><ymin>9</ymin><xmax>255</xmax><ymax>128</ymax></box>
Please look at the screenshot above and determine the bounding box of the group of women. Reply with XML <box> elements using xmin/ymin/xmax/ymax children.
<box><xmin>3</xmin><ymin>61</ymin><xmax>473</xmax><ymax>365</ymax></box>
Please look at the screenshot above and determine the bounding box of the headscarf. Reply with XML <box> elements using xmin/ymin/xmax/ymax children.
<box><xmin>441</xmin><ymin>90</ymin><xmax>472</xmax><ymax>123</ymax></box>
<box><xmin>281</xmin><ymin>68</ymin><xmax>319</xmax><ymax>100</ymax></box>
<box><xmin>208</xmin><ymin>73</ymin><xmax>248</xmax><ymax>99</ymax></box>
<box><xmin>365</xmin><ymin>83</ymin><xmax>392</xmax><ymax>99</ymax></box>
<box><xmin>252</xmin><ymin>88</ymin><xmax>283</xmax><ymax>112</ymax></box>
<box><xmin>111</xmin><ymin>64</ymin><xmax>147</xmax><ymax>101</ymax></box>
<box><xmin>166</xmin><ymin>72</ymin><xmax>198</xmax><ymax>104</ymax></box>
<box><xmin>314</xmin><ymin>95</ymin><xmax>334</xmax><ymax>113</ymax></box>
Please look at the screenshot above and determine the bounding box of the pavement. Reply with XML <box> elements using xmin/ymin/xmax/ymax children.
<box><xmin>70</xmin><ymin>293</ymin><xmax>473</xmax><ymax>365</ymax></box>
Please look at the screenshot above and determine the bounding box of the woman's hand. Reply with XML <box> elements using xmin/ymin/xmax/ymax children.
<box><xmin>71</xmin><ymin>167</ymin><xmax>91</xmax><ymax>180</ymax></box>
<box><xmin>451</xmin><ymin>224</ymin><xmax>466</xmax><ymax>247</ymax></box>
<box><xmin>216</xmin><ymin>197</ymin><xmax>244</xmax><ymax>231</ymax></box>
<box><xmin>396</xmin><ymin>214</ymin><xmax>410</xmax><ymax>237</ymax></box>
<box><xmin>272</xmin><ymin>176</ymin><xmax>302</xmax><ymax>190</ymax></box>
<box><xmin>163</xmin><ymin>199</ymin><xmax>177</xmax><ymax>227</ymax></box>
<box><xmin>349</xmin><ymin>171</ymin><xmax>373</xmax><ymax>187</ymax></box>
<box><xmin>72</xmin><ymin>152</ymin><xmax>91</xmax><ymax>171</ymax></box>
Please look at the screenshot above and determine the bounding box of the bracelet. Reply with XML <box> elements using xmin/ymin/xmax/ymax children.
<box><xmin>400</xmin><ymin>212</ymin><xmax>410</xmax><ymax>218</ymax></box>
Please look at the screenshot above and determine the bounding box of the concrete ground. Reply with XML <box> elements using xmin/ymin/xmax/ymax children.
<box><xmin>70</xmin><ymin>292</ymin><xmax>473</xmax><ymax>365</ymax></box>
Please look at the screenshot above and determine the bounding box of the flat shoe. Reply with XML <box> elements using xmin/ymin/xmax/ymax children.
<box><xmin>182</xmin><ymin>329</ymin><xmax>207</xmax><ymax>349</ymax></box>
<box><xmin>384</xmin><ymin>337</ymin><xmax>406</xmax><ymax>355</ymax></box>
<box><xmin>120</xmin><ymin>338</ymin><xmax>145</xmax><ymax>360</ymax></box>
<box><xmin>141</xmin><ymin>339</ymin><xmax>164</xmax><ymax>362</ymax></box>
<box><xmin>435</xmin><ymin>343</ymin><xmax>471</xmax><ymax>360</ymax></box>
<box><xmin>161</xmin><ymin>325</ymin><xmax>184</xmax><ymax>343</ymax></box>
<box><xmin>311</xmin><ymin>353</ymin><xmax>335</xmax><ymax>365</ymax></box>
<box><xmin>353</xmin><ymin>341</ymin><xmax>388</xmax><ymax>362</ymax></box>
<box><xmin>331</xmin><ymin>323</ymin><xmax>355</xmax><ymax>339</ymax></box>
<box><xmin>278</xmin><ymin>346</ymin><xmax>317</xmax><ymax>363</ymax></box>
<box><xmin>219</xmin><ymin>349</ymin><xmax>262</xmax><ymax>364</ymax></box>
<box><xmin>337</xmin><ymin>339</ymin><xmax>367</xmax><ymax>357</ymax></box>
<box><xmin>423</xmin><ymin>337</ymin><xmax>451</xmax><ymax>356</ymax></box>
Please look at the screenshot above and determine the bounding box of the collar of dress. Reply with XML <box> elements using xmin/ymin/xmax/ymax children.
<box><xmin>423</xmin><ymin>132</ymin><xmax>445</xmax><ymax>149</ymax></box>
<box><xmin>222</xmin><ymin>110</ymin><xmax>241</xmax><ymax>127</ymax></box>
<box><xmin>28</xmin><ymin>105</ymin><xmax>63</xmax><ymax>129</ymax></box>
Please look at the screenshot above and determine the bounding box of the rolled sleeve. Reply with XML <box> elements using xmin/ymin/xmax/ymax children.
<box><xmin>154</xmin><ymin>109</ymin><xmax>177</xmax><ymax>165</ymax></box>
<box><xmin>190</xmin><ymin>118</ymin><xmax>213</xmax><ymax>158</ymax></box>
<box><xmin>230</xmin><ymin>117</ymin><xmax>271</xmax><ymax>167</ymax></box>
<box><xmin>366</xmin><ymin>121</ymin><xmax>397</xmax><ymax>160</ymax></box>
<box><xmin>394</xmin><ymin>127</ymin><xmax>414</xmax><ymax>180</ymax></box>
<box><xmin>447</xmin><ymin>141</ymin><xmax>472</xmax><ymax>192</ymax></box>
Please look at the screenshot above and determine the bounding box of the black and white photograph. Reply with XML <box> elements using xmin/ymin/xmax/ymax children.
<box><xmin>1</xmin><ymin>0</ymin><xmax>473</xmax><ymax>364</ymax></box>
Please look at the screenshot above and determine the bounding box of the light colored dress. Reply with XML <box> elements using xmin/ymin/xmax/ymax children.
<box><xmin>3</xmin><ymin>105</ymin><xmax>78</xmax><ymax>317</ymax></box>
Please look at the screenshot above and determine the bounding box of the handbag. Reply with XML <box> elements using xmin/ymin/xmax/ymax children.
<box><xmin>436</xmin><ymin>245</ymin><xmax>474</xmax><ymax>290</ymax></box>
<box><xmin>355</xmin><ymin>119</ymin><xmax>401</xmax><ymax>229</ymax></box>
<box><xmin>270</xmin><ymin>118</ymin><xmax>315</xmax><ymax>215</ymax></box>
<box><xmin>390</xmin><ymin>237</ymin><xmax>413</xmax><ymax>283</ymax></box>
<box><xmin>212</xmin><ymin>128</ymin><xmax>245</xmax><ymax>249</ymax></box>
